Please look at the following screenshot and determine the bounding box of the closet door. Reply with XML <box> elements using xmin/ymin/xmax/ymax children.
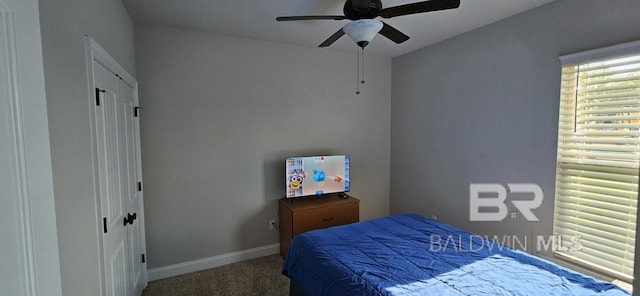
<box><xmin>94</xmin><ymin>61</ymin><xmax>129</xmax><ymax>296</ymax></box>
<box><xmin>91</xmin><ymin>39</ymin><xmax>146</xmax><ymax>296</ymax></box>
<box><xmin>119</xmin><ymin>80</ymin><xmax>145</xmax><ymax>296</ymax></box>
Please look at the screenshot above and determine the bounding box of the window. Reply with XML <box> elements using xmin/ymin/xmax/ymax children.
<box><xmin>553</xmin><ymin>41</ymin><xmax>640</xmax><ymax>282</ymax></box>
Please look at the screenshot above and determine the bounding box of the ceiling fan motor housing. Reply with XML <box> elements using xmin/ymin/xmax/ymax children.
<box><xmin>344</xmin><ymin>0</ymin><xmax>383</xmax><ymax>20</ymax></box>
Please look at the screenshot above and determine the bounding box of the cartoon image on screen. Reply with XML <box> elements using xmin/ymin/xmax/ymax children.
<box><xmin>286</xmin><ymin>155</ymin><xmax>350</xmax><ymax>198</ymax></box>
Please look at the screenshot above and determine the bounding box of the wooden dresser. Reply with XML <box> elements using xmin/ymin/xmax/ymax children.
<box><xmin>279</xmin><ymin>195</ymin><xmax>359</xmax><ymax>258</ymax></box>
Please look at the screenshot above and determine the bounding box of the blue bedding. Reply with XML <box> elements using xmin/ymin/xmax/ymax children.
<box><xmin>282</xmin><ymin>214</ymin><xmax>630</xmax><ymax>296</ymax></box>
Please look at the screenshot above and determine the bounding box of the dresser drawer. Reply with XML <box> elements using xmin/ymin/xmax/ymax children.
<box><xmin>279</xmin><ymin>196</ymin><xmax>359</xmax><ymax>258</ymax></box>
<box><xmin>292</xmin><ymin>203</ymin><xmax>358</xmax><ymax>236</ymax></box>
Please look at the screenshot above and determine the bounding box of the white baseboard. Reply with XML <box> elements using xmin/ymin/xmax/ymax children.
<box><xmin>147</xmin><ymin>243</ymin><xmax>280</xmax><ymax>281</ymax></box>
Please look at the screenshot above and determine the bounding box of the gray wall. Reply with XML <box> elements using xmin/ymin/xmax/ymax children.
<box><xmin>38</xmin><ymin>0</ymin><xmax>136</xmax><ymax>294</ymax></box>
<box><xmin>391</xmin><ymin>0</ymin><xmax>640</xmax><ymax>255</ymax></box>
<box><xmin>134</xmin><ymin>24</ymin><xmax>391</xmax><ymax>269</ymax></box>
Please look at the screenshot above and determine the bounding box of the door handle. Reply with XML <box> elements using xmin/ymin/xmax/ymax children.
<box><xmin>123</xmin><ymin>213</ymin><xmax>138</xmax><ymax>226</ymax></box>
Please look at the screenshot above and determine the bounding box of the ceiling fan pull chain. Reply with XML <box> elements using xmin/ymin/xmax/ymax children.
<box><xmin>361</xmin><ymin>47</ymin><xmax>365</xmax><ymax>85</ymax></box>
<box><xmin>356</xmin><ymin>46</ymin><xmax>361</xmax><ymax>95</ymax></box>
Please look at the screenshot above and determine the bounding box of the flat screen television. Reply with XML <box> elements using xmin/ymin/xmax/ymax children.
<box><xmin>286</xmin><ymin>155</ymin><xmax>350</xmax><ymax>198</ymax></box>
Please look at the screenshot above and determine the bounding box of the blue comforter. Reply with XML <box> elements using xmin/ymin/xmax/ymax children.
<box><xmin>282</xmin><ymin>214</ymin><xmax>630</xmax><ymax>295</ymax></box>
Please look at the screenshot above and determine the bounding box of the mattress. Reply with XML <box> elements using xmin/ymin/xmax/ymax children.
<box><xmin>282</xmin><ymin>214</ymin><xmax>630</xmax><ymax>295</ymax></box>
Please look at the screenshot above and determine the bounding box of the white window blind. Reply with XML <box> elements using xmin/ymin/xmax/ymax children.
<box><xmin>554</xmin><ymin>43</ymin><xmax>640</xmax><ymax>282</ymax></box>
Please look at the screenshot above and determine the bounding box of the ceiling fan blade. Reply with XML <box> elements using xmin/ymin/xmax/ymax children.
<box><xmin>380</xmin><ymin>0</ymin><xmax>460</xmax><ymax>18</ymax></box>
<box><xmin>379</xmin><ymin>22</ymin><xmax>410</xmax><ymax>44</ymax></box>
<box><xmin>276</xmin><ymin>15</ymin><xmax>347</xmax><ymax>21</ymax></box>
<box><xmin>319</xmin><ymin>28</ymin><xmax>346</xmax><ymax>47</ymax></box>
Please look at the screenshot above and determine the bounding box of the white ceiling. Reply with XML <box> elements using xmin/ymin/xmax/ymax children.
<box><xmin>122</xmin><ymin>0</ymin><xmax>554</xmax><ymax>58</ymax></box>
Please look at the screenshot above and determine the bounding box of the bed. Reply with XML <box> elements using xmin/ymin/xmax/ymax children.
<box><xmin>282</xmin><ymin>214</ymin><xmax>630</xmax><ymax>296</ymax></box>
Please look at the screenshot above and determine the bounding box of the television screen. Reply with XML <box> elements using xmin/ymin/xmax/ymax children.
<box><xmin>286</xmin><ymin>155</ymin><xmax>350</xmax><ymax>198</ymax></box>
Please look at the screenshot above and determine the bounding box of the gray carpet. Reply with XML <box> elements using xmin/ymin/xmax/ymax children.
<box><xmin>142</xmin><ymin>254</ymin><xmax>290</xmax><ymax>296</ymax></box>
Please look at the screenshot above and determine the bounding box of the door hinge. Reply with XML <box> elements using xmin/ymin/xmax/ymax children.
<box><xmin>95</xmin><ymin>88</ymin><xmax>105</xmax><ymax>106</ymax></box>
<box><xmin>103</xmin><ymin>217</ymin><xmax>108</xmax><ymax>233</ymax></box>
<box><xmin>137</xmin><ymin>182</ymin><xmax>142</xmax><ymax>192</ymax></box>
<box><xmin>141</xmin><ymin>254</ymin><xmax>146</xmax><ymax>263</ymax></box>
<box><xmin>134</xmin><ymin>106</ymin><xmax>141</xmax><ymax>117</ymax></box>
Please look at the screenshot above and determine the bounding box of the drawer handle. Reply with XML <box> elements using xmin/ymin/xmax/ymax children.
<box><xmin>323</xmin><ymin>217</ymin><xmax>334</xmax><ymax>222</ymax></box>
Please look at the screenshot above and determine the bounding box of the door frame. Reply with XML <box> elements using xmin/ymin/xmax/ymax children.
<box><xmin>0</xmin><ymin>0</ymin><xmax>62</xmax><ymax>295</ymax></box>
<box><xmin>85</xmin><ymin>36</ymin><xmax>147</xmax><ymax>295</ymax></box>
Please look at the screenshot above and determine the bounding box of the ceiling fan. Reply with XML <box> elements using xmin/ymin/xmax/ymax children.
<box><xmin>276</xmin><ymin>0</ymin><xmax>461</xmax><ymax>48</ymax></box>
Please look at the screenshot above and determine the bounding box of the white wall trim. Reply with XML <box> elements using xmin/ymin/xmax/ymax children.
<box><xmin>88</xmin><ymin>37</ymin><xmax>136</xmax><ymax>87</ymax></box>
<box><xmin>84</xmin><ymin>35</ymin><xmax>106</xmax><ymax>296</ymax></box>
<box><xmin>147</xmin><ymin>244</ymin><xmax>280</xmax><ymax>281</ymax></box>
<box><xmin>1</xmin><ymin>2</ymin><xmax>37</xmax><ymax>294</ymax></box>
<box><xmin>0</xmin><ymin>0</ymin><xmax>61</xmax><ymax>295</ymax></box>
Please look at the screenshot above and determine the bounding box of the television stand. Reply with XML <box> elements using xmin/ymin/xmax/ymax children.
<box><xmin>279</xmin><ymin>195</ymin><xmax>359</xmax><ymax>258</ymax></box>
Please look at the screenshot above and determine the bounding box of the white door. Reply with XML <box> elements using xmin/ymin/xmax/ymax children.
<box><xmin>119</xmin><ymin>80</ymin><xmax>145</xmax><ymax>296</ymax></box>
<box><xmin>94</xmin><ymin>61</ymin><xmax>129</xmax><ymax>296</ymax></box>
<box><xmin>93</xmin><ymin>59</ymin><xmax>145</xmax><ymax>296</ymax></box>
<box><xmin>0</xmin><ymin>0</ymin><xmax>62</xmax><ymax>295</ymax></box>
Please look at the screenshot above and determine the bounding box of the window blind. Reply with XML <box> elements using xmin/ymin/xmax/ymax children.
<box><xmin>554</xmin><ymin>50</ymin><xmax>640</xmax><ymax>282</ymax></box>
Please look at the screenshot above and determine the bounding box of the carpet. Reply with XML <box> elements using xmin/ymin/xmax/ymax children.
<box><xmin>142</xmin><ymin>254</ymin><xmax>290</xmax><ymax>296</ymax></box>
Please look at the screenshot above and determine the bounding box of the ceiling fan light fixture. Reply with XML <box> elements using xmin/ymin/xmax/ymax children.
<box><xmin>343</xmin><ymin>19</ymin><xmax>383</xmax><ymax>48</ymax></box>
